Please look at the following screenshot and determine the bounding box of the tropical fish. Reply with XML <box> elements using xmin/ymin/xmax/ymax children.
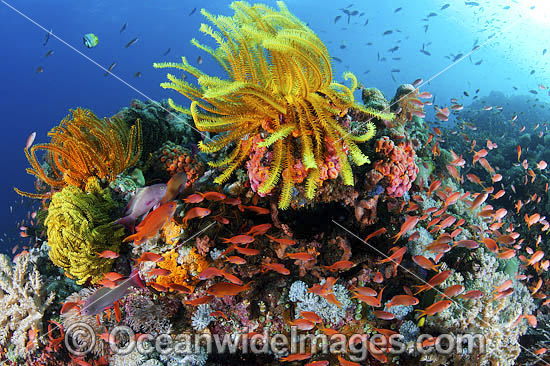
<box><xmin>415</xmin><ymin>300</ymin><xmax>452</xmax><ymax>318</ymax></box>
<box><xmin>160</xmin><ymin>172</ymin><xmax>187</xmax><ymax>204</ymax></box>
<box><xmin>43</xmin><ymin>29</ymin><xmax>53</xmax><ymax>46</ymax></box>
<box><xmin>385</xmin><ymin>295</ymin><xmax>419</xmax><ymax>309</ymax></box>
<box><xmin>393</xmin><ymin>216</ymin><xmax>419</xmax><ymax>242</ymax></box>
<box><xmin>116</xmin><ymin>183</ymin><xmax>167</xmax><ymax>232</ymax></box>
<box><xmin>262</xmin><ymin>263</ymin><xmax>290</xmax><ymax>275</ymax></box>
<box><xmin>182</xmin><ymin>207</ymin><xmax>211</xmax><ymax>225</ymax></box>
<box><xmin>207</xmin><ymin>281</ymin><xmax>252</xmax><ymax>297</ymax></box>
<box><xmin>81</xmin><ymin>270</ymin><xmax>144</xmax><ymax>315</ymax></box>
<box><xmin>25</xmin><ymin>132</ymin><xmax>37</xmax><ymax>149</ymax></box>
<box><xmin>125</xmin><ymin>37</ymin><xmax>139</xmax><ymax>48</ymax></box>
<box><xmin>83</xmin><ymin>33</ymin><xmax>98</xmax><ymax>48</ymax></box>
<box><xmin>104</xmin><ymin>62</ymin><xmax>117</xmax><ymax>77</ymax></box>
<box><xmin>123</xmin><ymin>202</ymin><xmax>177</xmax><ymax>245</ymax></box>
<box><xmin>120</xmin><ymin>23</ymin><xmax>127</xmax><ymax>33</ymax></box>
<box><xmin>96</xmin><ymin>250</ymin><xmax>119</xmax><ymax>259</ymax></box>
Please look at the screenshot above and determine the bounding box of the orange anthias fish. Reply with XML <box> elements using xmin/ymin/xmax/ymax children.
<box><xmin>207</xmin><ymin>281</ymin><xmax>252</xmax><ymax>297</ymax></box>
<box><xmin>262</xmin><ymin>263</ymin><xmax>290</xmax><ymax>275</ymax></box>
<box><xmin>385</xmin><ymin>295</ymin><xmax>419</xmax><ymax>309</ymax></box>
<box><xmin>266</xmin><ymin>235</ymin><xmax>296</xmax><ymax>246</ymax></box>
<box><xmin>393</xmin><ymin>216</ymin><xmax>419</xmax><ymax>243</ymax></box>
<box><xmin>364</xmin><ymin>227</ymin><xmax>387</xmax><ymax>242</ymax></box>
<box><xmin>96</xmin><ymin>250</ymin><xmax>119</xmax><ymax>259</ymax></box>
<box><xmin>412</xmin><ymin>255</ymin><xmax>441</xmax><ymax>271</ymax></box>
<box><xmin>323</xmin><ymin>260</ymin><xmax>354</xmax><ymax>272</ymax></box>
<box><xmin>285</xmin><ymin>252</ymin><xmax>315</xmax><ymax>261</ymax></box>
<box><xmin>136</xmin><ymin>252</ymin><xmax>165</xmax><ymax>264</ymax></box>
<box><xmin>466</xmin><ymin>174</ymin><xmax>484</xmax><ymax>185</ymax></box>
<box><xmin>182</xmin><ymin>207</ymin><xmax>211</xmax><ymax>225</ymax></box>
<box><xmin>517</xmin><ymin>145</ymin><xmax>522</xmax><ymax>162</ymax></box>
<box><xmin>469</xmin><ymin>192</ymin><xmax>488</xmax><ymax>211</ymax></box>
<box><xmin>184</xmin><ymin>193</ymin><xmax>204</xmax><ymax>203</ymax></box>
<box><xmin>414</xmin><ymin>270</ymin><xmax>452</xmax><ymax>294</ymax></box>
<box><xmin>377</xmin><ymin>247</ymin><xmax>406</xmax><ymax>264</ymax></box>
<box><xmin>222</xmin><ymin>235</ymin><xmax>255</xmax><ymax>245</ymax></box>
<box><xmin>199</xmin><ymin>191</ymin><xmax>226</xmax><ymax>201</ymax></box>
<box><xmin>246</xmin><ymin>223</ymin><xmax>272</xmax><ymax>236</ymax></box>
<box><xmin>472</xmin><ymin>149</ymin><xmax>488</xmax><ymax>165</ymax></box>
<box><xmin>123</xmin><ymin>202</ymin><xmax>177</xmax><ymax>245</ymax></box>
<box><xmin>415</xmin><ymin>300</ymin><xmax>452</xmax><ymax>318</ymax></box>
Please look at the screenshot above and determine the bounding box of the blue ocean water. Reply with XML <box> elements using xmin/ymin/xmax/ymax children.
<box><xmin>1</xmin><ymin>0</ymin><xmax>549</xmax><ymax>254</ymax></box>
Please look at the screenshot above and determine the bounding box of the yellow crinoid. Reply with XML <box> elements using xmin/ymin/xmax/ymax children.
<box><xmin>154</xmin><ymin>1</ymin><xmax>393</xmax><ymax>208</ymax></box>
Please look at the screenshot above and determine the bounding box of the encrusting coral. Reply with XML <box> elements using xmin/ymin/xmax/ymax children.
<box><xmin>0</xmin><ymin>252</ymin><xmax>55</xmax><ymax>360</ymax></box>
<box><xmin>16</xmin><ymin>108</ymin><xmax>142</xmax><ymax>197</ymax></box>
<box><xmin>154</xmin><ymin>1</ymin><xmax>391</xmax><ymax>208</ymax></box>
<box><xmin>155</xmin><ymin>247</ymin><xmax>208</xmax><ymax>290</ymax></box>
<box><xmin>45</xmin><ymin>178</ymin><xmax>125</xmax><ymax>284</ymax></box>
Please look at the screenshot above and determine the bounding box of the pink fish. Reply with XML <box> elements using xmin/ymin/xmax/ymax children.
<box><xmin>25</xmin><ymin>132</ymin><xmax>36</xmax><ymax>149</ymax></box>
<box><xmin>81</xmin><ymin>270</ymin><xmax>144</xmax><ymax>315</ymax></box>
<box><xmin>116</xmin><ymin>183</ymin><xmax>167</xmax><ymax>232</ymax></box>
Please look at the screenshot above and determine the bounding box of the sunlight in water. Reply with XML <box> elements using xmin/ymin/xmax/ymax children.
<box><xmin>522</xmin><ymin>0</ymin><xmax>550</xmax><ymax>25</ymax></box>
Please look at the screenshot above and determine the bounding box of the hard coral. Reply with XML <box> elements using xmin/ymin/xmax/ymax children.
<box><xmin>155</xmin><ymin>247</ymin><xmax>208</xmax><ymax>290</ymax></box>
<box><xmin>16</xmin><ymin>108</ymin><xmax>141</xmax><ymax>198</ymax></box>
<box><xmin>45</xmin><ymin>178</ymin><xmax>125</xmax><ymax>284</ymax></box>
<box><xmin>152</xmin><ymin>141</ymin><xmax>204</xmax><ymax>184</ymax></box>
<box><xmin>374</xmin><ymin>136</ymin><xmax>419</xmax><ymax>198</ymax></box>
<box><xmin>0</xmin><ymin>253</ymin><xmax>55</xmax><ymax>360</ymax></box>
<box><xmin>390</xmin><ymin>84</ymin><xmax>427</xmax><ymax>126</ymax></box>
<box><xmin>154</xmin><ymin>1</ymin><xmax>390</xmax><ymax>208</ymax></box>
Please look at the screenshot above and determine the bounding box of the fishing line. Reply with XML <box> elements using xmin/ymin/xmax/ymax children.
<box><xmin>0</xmin><ymin>0</ymin><xmax>210</xmax><ymax>142</ymax></box>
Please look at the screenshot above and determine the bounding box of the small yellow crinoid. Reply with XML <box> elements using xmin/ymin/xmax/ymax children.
<box><xmin>154</xmin><ymin>1</ymin><xmax>392</xmax><ymax>208</ymax></box>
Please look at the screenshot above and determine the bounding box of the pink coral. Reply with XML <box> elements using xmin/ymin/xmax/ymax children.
<box><xmin>319</xmin><ymin>138</ymin><xmax>345</xmax><ymax>182</ymax></box>
<box><xmin>373</xmin><ymin>136</ymin><xmax>418</xmax><ymax>198</ymax></box>
<box><xmin>246</xmin><ymin>135</ymin><xmax>271</xmax><ymax>196</ymax></box>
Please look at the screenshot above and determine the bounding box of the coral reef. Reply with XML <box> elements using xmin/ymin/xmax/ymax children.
<box><xmin>114</xmin><ymin>98</ymin><xmax>200</xmax><ymax>160</ymax></box>
<box><xmin>0</xmin><ymin>253</ymin><xmax>55</xmax><ymax>360</ymax></box>
<box><xmin>288</xmin><ymin>279</ymin><xmax>353</xmax><ymax>325</ymax></box>
<box><xmin>424</xmin><ymin>252</ymin><xmax>535</xmax><ymax>366</ymax></box>
<box><xmin>155</xmin><ymin>247</ymin><xmax>208</xmax><ymax>290</ymax></box>
<box><xmin>154</xmin><ymin>1</ymin><xmax>388</xmax><ymax>208</ymax></box>
<box><xmin>373</xmin><ymin>136</ymin><xmax>419</xmax><ymax>198</ymax></box>
<box><xmin>16</xmin><ymin>108</ymin><xmax>141</xmax><ymax>197</ymax></box>
<box><xmin>60</xmin><ymin>288</ymin><xmax>109</xmax><ymax>357</ymax></box>
<box><xmin>123</xmin><ymin>289</ymin><xmax>179</xmax><ymax>336</ymax></box>
<box><xmin>151</xmin><ymin>140</ymin><xmax>204</xmax><ymax>183</ymax></box>
<box><xmin>45</xmin><ymin>178</ymin><xmax>125</xmax><ymax>284</ymax></box>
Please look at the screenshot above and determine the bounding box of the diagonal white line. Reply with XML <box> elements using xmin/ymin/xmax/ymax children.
<box><xmin>332</xmin><ymin>220</ymin><xmax>548</xmax><ymax>364</ymax></box>
<box><xmin>0</xmin><ymin>0</ymin><xmax>211</xmax><ymax>142</ymax></box>
<box><xmin>39</xmin><ymin>221</ymin><xmax>215</xmax><ymax>353</ymax></box>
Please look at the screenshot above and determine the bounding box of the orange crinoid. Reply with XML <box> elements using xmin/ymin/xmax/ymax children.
<box><xmin>16</xmin><ymin>108</ymin><xmax>141</xmax><ymax>197</ymax></box>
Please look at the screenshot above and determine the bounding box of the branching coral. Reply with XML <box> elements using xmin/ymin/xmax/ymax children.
<box><xmin>424</xmin><ymin>252</ymin><xmax>535</xmax><ymax>366</ymax></box>
<box><xmin>45</xmin><ymin>178</ymin><xmax>125</xmax><ymax>284</ymax></box>
<box><xmin>0</xmin><ymin>252</ymin><xmax>55</xmax><ymax>360</ymax></box>
<box><xmin>16</xmin><ymin>108</ymin><xmax>142</xmax><ymax>197</ymax></box>
<box><xmin>154</xmin><ymin>1</ymin><xmax>391</xmax><ymax>208</ymax></box>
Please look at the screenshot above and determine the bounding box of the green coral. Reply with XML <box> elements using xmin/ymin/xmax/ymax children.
<box><xmin>45</xmin><ymin>178</ymin><xmax>125</xmax><ymax>285</ymax></box>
